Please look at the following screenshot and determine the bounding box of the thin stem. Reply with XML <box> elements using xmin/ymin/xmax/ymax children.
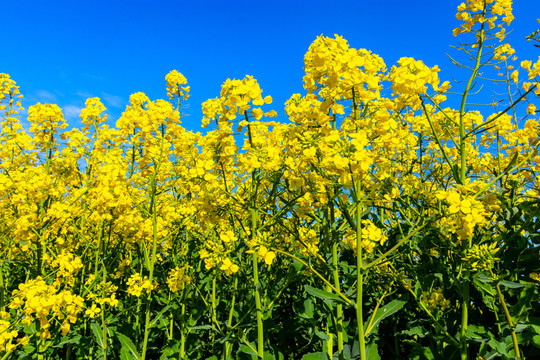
<box><xmin>252</xmin><ymin>208</ymin><xmax>264</xmax><ymax>358</ymax></box>
<box><xmin>495</xmin><ymin>282</ymin><xmax>521</xmax><ymax>358</ymax></box>
<box><xmin>460</xmin><ymin>280</ymin><xmax>470</xmax><ymax>360</ymax></box>
<box><xmin>224</xmin><ymin>276</ymin><xmax>239</xmax><ymax>359</ymax></box>
<box><xmin>180</xmin><ymin>300</ymin><xmax>186</xmax><ymax>359</ymax></box>
<box><xmin>211</xmin><ymin>276</ymin><xmax>218</xmax><ymax>343</ymax></box>
<box><xmin>273</xmin><ymin>250</ymin><xmax>352</xmax><ymax>305</ymax></box>
<box><xmin>357</xmin><ymin>197</ymin><xmax>366</xmax><ymax>360</ymax></box>
<box><xmin>141</xmin><ymin>126</ymin><xmax>166</xmax><ymax>360</ymax></box>
<box><xmin>332</xmin><ymin>241</ymin><xmax>344</xmax><ymax>359</ymax></box>
<box><xmin>457</xmin><ymin>14</ymin><xmax>486</xmax><ymax>360</ymax></box>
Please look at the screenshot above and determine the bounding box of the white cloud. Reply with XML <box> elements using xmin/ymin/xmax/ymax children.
<box><xmin>63</xmin><ymin>105</ymin><xmax>82</xmax><ymax>120</ymax></box>
<box><xmin>101</xmin><ymin>93</ymin><xmax>124</xmax><ymax>108</ymax></box>
<box><xmin>76</xmin><ymin>91</ymin><xmax>94</xmax><ymax>99</ymax></box>
<box><xmin>34</xmin><ymin>90</ymin><xmax>58</xmax><ymax>102</ymax></box>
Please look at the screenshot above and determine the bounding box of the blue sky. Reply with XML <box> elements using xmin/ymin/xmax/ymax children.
<box><xmin>3</xmin><ymin>0</ymin><xmax>540</xmax><ymax>134</ymax></box>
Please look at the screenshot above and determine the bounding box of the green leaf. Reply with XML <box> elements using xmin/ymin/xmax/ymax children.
<box><xmin>467</xmin><ymin>325</ymin><xmax>489</xmax><ymax>341</ymax></box>
<box><xmin>421</xmin><ymin>346</ymin><xmax>435</xmax><ymax>360</ymax></box>
<box><xmin>292</xmin><ymin>258</ymin><xmax>304</xmax><ymax>272</ymax></box>
<box><xmin>239</xmin><ymin>343</ymin><xmax>259</xmax><ymax>357</ymax></box>
<box><xmin>452</xmin><ymin>164</ymin><xmax>462</xmax><ymax>185</ymax></box>
<box><xmin>488</xmin><ymin>338</ymin><xmax>508</xmax><ymax>355</ymax></box>
<box><xmin>21</xmin><ymin>345</ymin><xmax>35</xmax><ymax>355</ymax></box>
<box><xmin>515</xmin><ymin>285</ymin><xmax>535</xmax><ymax>319</ymax></box>
<box><xmin>473</xmin><ymin>277</ymin><xmax>496</xmax><ymax>296</ymax></box>
<box><xmin>149</xmin><ymin>305</ymin><xmax>171</xmax><ymax>327</ymax></box>
<box><xmin>502</xmin><ymin>151</ymin><xmax>519</xmax><ymax>175</ymax></box>
<box><xmin>342</xmin><ymin>344</ymin><xmax>351</xmax><ymax>359</ymax></box>
<box><xmin>297</xmin><ymin>299</ymin><xmax>314</xmax><ymax>319</ymax></box>
<box><xmin>305</xmin><ymin>285</ymin><xmax>346</xmax><ymax>304</ymax></box>
<box><xmin>301</xmin><ymin>352</ymin><xmax>328</xmax><ymax>360</ymax></box>
<box><xmin>190</xmin><ymin>325</ymin><xmax>218</xmax><ymax>331</ymax></box>
<box><xmin>120</xmin><ymin>348</ymin><xmax>132</xmax><ymax>360</ymax></box>
<box><xmin>498</xmin><ymin>280</ymin><xmax>525</xmax><ymax>289</ymax></box>
<box><xmin>401</xmin><ymin>326</ymin><xmax>426</xmax><ymax>338</ymax></box>
<box><xmin>366</xmin><ymin>343</ymin><xmax>381</xmax><ymax>360</ymax></box>
<box><xmin>530</xmin><ymin>322</ymin><xmax>540</xmax><ymax>334</ymax></box>
<box><xmin>532</xmin><ymin>335</ymin><xmax>540</xmax><ymax>348</ymax></box>
<box><xmin>365</xmin><ymin>298</ymin><xmax>407</xmax><ymax>336</ymax></box>
<box><xmin>117</xmin><ymin>332</ymin><xmax>141</xmax><ymax>360</ymax></box>
<box><xmin>315</xmin><ymin>330</ymin><xmax>330</xmax><ymax>341</ymax></box>
<box><xmin>53</xmin><ymin>335</ymin><xmax>82</xmax><ymax>348</ymax></box>
<box><xmin>159</xmin><ymin>342</ymin><xmax>179</xmax><ymax>359</ymax></box>
<box><xmin>91</xmin><ymin>322</ymin><xmax>104</xmax><ymax>349</ymax></box>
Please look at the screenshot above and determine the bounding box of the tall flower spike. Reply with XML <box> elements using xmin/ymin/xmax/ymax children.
<box><xmin>166</xmin><ymin>70</ymin><xmax>190</xmax><ymax>101</ymax></box>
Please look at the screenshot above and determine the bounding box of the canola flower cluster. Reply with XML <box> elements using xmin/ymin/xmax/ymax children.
<box><xmin>0</xmin><ymin>1</ymin><xmax>538</xmax><ymax>358</ymax></box>
<box><xmin>9</xmin><ymin>278</ymin><xmax>84</xmax><ymax>339</ymax></box>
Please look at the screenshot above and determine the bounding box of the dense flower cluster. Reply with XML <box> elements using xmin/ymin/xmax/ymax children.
<box><xmin>0</xmin><ymin>1</ymin><xmax>538</xmax><ymax>358</ymax></box>
<box><xmin>421</xmin><ymin>288</ymin><xmax>451</xmax><ymax>313</ymax></box>
<box><xmin>9</xmin><ymin>278</ymin><xmax>84</xmax><ymax>338</ymax></box>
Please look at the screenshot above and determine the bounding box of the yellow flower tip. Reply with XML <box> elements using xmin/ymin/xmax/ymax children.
<box><xmin>165</xmin><ymin>70</ymin><xmax>189</xmax><ymax>99</ymax></box>
<box><xmin>220</xmin><ymin>258</ymin><xmax>239</xmax><ymax>276</ymax></box>
<box><xmin>511</xmin><ymin>70</ymin><xmax>519</xmax><ymax>84</ymax></box>
<box><xmin>264</xmin><ymin>251</ymin><xmax>276</xmax><ymax>265</ymax></box>
<box><xmin>252</xmin><ymin>108</ymin><xmax>264</xmax><ymax>120</ymax></box>
<box><xmin>264</xmin><ymin>110</ymin><xmax>278</xmax><ymax>118</ymax></box>
<box><xmin>527</xmin><ymin>104</ymin><xmax>536</xmax><ymax>116</ymax></box>
<box><xmin>521</xmin><ymin>60</ymin><xmax>532</xmax><ymax>71</ymax></box>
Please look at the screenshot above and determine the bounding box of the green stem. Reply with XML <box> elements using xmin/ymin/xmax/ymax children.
<box><xmin>274</xmin><ymin>250</ymin><xmax>352</xmax><ymax>304</ymax></box>
<box><xmin>211</xmin><ymin>276</ymin><xmax>218</xmax><ymax>343</ymax></box>
<box><xmin>495</xmin><ymin>282</ymin><xmax>521</xmax><ymax>358</ymax></box>
<box><xmin>364</xmin><ymin>219</ymin><xmax>432</xmax><ymax>271</ymax></box>
<box><xmin>324</xmin><ymin>201</ymin><xmax>333</xmax><ymax>358</ymax></box>
<box><xmin>245</xmin><ymin>110</ymin><xmax>264</xmax><ymax>357</ymax></box>
<box><xmin>168</xmin><ymin>293</ymin><xmax>173</xmax><ymax>340</ymax></box>
<box><xmin>420</xmin><ymin>99</ymin><xmax>457</xmax><ymax>182</ymax></box>
<box><xmin>180</xmin><ymin>300</ymin><xmax>186</xmax><ymax>359</ymax></box>
<box><xmin>252</xmin><ymin>208</ymin><xmax>264</xmax><ymax>358</ymax></box>
<box><xmin>253</xmin><ymin>250</ymin><xmax>263</xmax><ymax>357</ymax></box>
<box><xmin>140</xmin><ymin>187</ymin><xmax>157</xmax><ymax>359</ymax></box>
<box><xmin>404</xmin><ymin>284</ymin><xmax>460</xmax><ymax>348</ymax></box>
<box><xmin>224</xmin><ymin>276</ymin><xmax>239</xmax><ymax>360</ymax></box>
<box><xmin>141</xmin><ymin>129</ymin><xmax>166</xmax><ymax>360</ymax></box>
<box><xmin>0</xmin><ymin>260</ymin><xmax>4</xmax><ymax>312</ymax></box>
<box><xmin>459</xmin><ymin>14</ymin><xmax>485</xmax><ymax>360</ymax></box>
<box><xmin>101</xmin><ymin>265</ymin><xmax>108</xmax><ymax>360</ymax></box>
<box><xmin>459</xmin><ymin>23</ymin><xmax>484</xmax><ymax>184</ymax></box>
<box><xmin>460</xmin><ymin>281</ymin><xmax>469</xmax><ymax>360</ymax></box>
<box><xmin>357</xmin><ymin>194</ymin><xmax>366</xmax><ymax>360</ymax></box>
<box><xmin>351</xmin><ymin>88</ymin><xmax>366</xmax><ymax>360</ymax></box>
<box><xmin>332</xmin><ymin>241</ymin><xmax>344</xmax><ymax>359</ymax></box>
<box><xmin>326</xmin><ymin>314</ymin><xmax>333</xmax><ymax>359</ymax></box>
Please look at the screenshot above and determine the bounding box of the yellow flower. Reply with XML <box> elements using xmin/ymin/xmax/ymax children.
<box><xmin>257</xmin><ymin>246</ymin><xmax>276</xmax><ymax>266</ymax></box>
<box><xmin>527</xmin><ymin>104</ymin><xmax>536</xmax><ymax>116</ymax></box>
<box><xmin>85</xmin><ymin>304</ymin><xmax>101</xmax><ymax>318</ymax></box>
<box><xmin>252</xmin><ymin>108</ymin><xmax>264</xmax><ymax>120</ymax></box>
<box><xmin>421</xmin><ymin>288</ymin><xmax>451</xmax><ymax>312</ymax></box>
<box><xmin>165</xmin><ymin>70</ymin><xmax>190</xmax><ymax>100</ymax></box>
<box><xmin>167</xmin><ymin>266</ymin><xmax>191</xmax><ymax>293</ymax></box>
<box><xmin>61</xmin><ymin>321</ymin><xmax>71</xmax><ymax>336</ymax></box>
<box><xmin>511</xmin><ymin>70</ymin><xmax>519</xmax><ymax>84</ymax></box>
<box><xmin>220</xmin><ymin>258</ymin><xmax>239</xmax><ymax>276</ymax></box>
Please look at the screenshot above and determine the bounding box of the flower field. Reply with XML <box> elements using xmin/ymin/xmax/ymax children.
<box><xmin>1</xmin><ymin>0</ymin><xmax>540</xmax><ymax>359</ymax></box>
